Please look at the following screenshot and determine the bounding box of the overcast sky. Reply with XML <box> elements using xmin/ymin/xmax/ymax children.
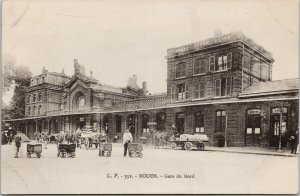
<box><xmin>3</xmin><ymin>0</ymin><xmax>299</xmax><ymax>93</ymax></box>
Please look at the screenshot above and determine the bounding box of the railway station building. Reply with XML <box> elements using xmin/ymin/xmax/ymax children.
<box><xmin>4</xmin><ymin>31</ymin><xmax>299</xmax><ymax>148</ymax></box>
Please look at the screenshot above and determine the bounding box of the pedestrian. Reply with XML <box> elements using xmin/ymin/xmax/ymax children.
<box><xmin>123</xmin><ymin>129</ymin><xmax>133</xmax><ymax>157</ymax></box>
<box><xmin>13</xmin><ymin>131</ymin><xmax>22</xmax><ymax>158</ymax></box>
<box><xmin>57</xmin><ymin>130</ymin><xmax>65</xmax><ymax>144</ymax></box>
<box><xmin>2</xmin><ymin>132</ymin><xmax>8</xmax><ymax>145</ymax></box>
<box><xmin>98</xmin><ymin>131</ymin><xmax>107</xmax><ymax>156</ymax></box>
<box><xmin>295</xmin><ymin>131</ymin><xmax>299</xmax><ymax>154</ymax></box>
<box><xmin>43</xmin><ymin>132</ymin><xmax>49</xmax><ymax>149</ymax></box>
<box><xmin>290</xmin><ymin>131</ymin><xmax>298</xmax><ymax>154</ymax></box>
<box><xmin>34</xmin><ymin>131</ymin><xmax>41</xmax><ymax>143</ymax></box>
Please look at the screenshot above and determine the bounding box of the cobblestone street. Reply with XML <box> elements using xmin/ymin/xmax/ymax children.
<box><xmin>1</xmin><ymin>143</ymin><xmax>298</xmax><ymax>194</ymax></box>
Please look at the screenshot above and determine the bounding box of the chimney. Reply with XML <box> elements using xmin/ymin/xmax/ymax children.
<box><xmin>214</xmin><ymin>29</ymin><xmax>223</xmax><ymax>37</ymax></box>
<box><xmin>142</xmin><ymin>82</ymin><xmax>147</xmax><ymax>94</ymax></box>
<box><xmin>74</xmin><ymin>59</ymin><xmax>78</xmax><ymax>66</ymax></box>
<box><xmin>42</xmin><ymin>66</ymin><xmax>48</xmax><ymax>74</ymax></box>
<box><xmin>74</xmin><ymin>59</ymin><xmax>80</xmax><ymax>75</ymax></box>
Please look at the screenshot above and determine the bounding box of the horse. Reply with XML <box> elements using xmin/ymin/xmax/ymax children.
<box><xmin>153</xmin><ymin>130</ymin><xmax>175</xmax><ymax>149</ymax></box>
<box><xmin>65</xmin><ymin>131</ymin><xmax>76</xmax><ymax>144</ymax></box>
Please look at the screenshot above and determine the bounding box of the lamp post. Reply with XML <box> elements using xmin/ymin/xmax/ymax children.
<box><xmin>224</xmin><ymin>114</ymin><xmax>228</xmax><ymax>147</ymax></box>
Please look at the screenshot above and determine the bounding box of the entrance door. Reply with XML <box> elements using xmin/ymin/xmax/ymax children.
<box><xmin>128</xmin><ymin>114</ymin><xmax>136</xmax><ymax>137</ymax></box>
<box><xmin>175</xmin><ymin>113</ymin><xmax>185</xmax><ymax>136</ymax></box>
<box><xmin>215</xmin><ymin>110</ymin><xmax>226</xmax><ymax>133</ymax></box>
<box><xmin>270</xmin><ymin>114</ymin><xmax>288</xmax><ymax>147</ymax></box>
<box><xmin>245</xmin><ymin>110</ymin><xmax>261</xmax><ymax>146</ymax></box>
<box><xmin>77</xmin><ymin>116</ymin><xmax>86</xmax><ymax>130</ymax></box>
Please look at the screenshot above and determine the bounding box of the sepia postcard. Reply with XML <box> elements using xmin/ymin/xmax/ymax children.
<box><xmin>1</xmin><ymin>0</ymin><xmax>299</xmax><ymax>194</ymax></box>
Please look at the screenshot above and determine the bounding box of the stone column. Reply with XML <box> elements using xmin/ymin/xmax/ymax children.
<box><xmin>25</xmin><ymin>121</ymin><xmax>28</xmax><ymax>136</ymax></box>
<box><xmin>47</xmin><ymin>118</ymin><xmax>51</xmax><ymax>134</ymax></box>
<box><xmin>96</xmin><ymin>113</ymin><xmax>101</xmax><ymax>132</ymax></box>
<box><xmin>35</xmin><ymin>120</ymin><xmax>39</xmax><ymax>133</ymax></box>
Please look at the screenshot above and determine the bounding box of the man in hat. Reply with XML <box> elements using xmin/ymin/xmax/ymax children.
<box><xmin>13</xmin><ymin>131</ymin><xmax>22</xmax><ymax>158</ymax></box>
<box><xmin>123</xmin><ymin>129</ymin><xmax>133</xmax><ymax>157</ymax></box>
<box><xmin>290</xmin><ymin>130</ymin><xmax>298</xmax><ymax>154</ymax></box>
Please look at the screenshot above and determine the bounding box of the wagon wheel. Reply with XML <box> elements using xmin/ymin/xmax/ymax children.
<box><xmin>107</xmin><ymin>152</ymin><xmax>111</xmax><ymax>157</ymax></box>
<box><xmin>57</xmin><ymin>153</ymin><xmax>60</xmax><ymax>157</ymax></box>
<box><xmin>37</xmin><ymin>153</ymin><xmax>41</xmax><ymax>158</ymax></box>
<box><xmin>71</xmin><ymin>152</ymin><xmax>76</xmax><ymax>158</ymax></box>
<box><xmin>196</xmin><ymin>143</ymin><xmax>205</xmax><ymax>151</ymax></box>
<box><xmin>129</xmin><ymin>150</ymin><xmax>133</xmax><ymax>157</ymax></box>
<box><xmin>27</xmin><ymin>153</ymin><xmax>31</xmax><ymax>158</ymax></box>
<box><xmin>171</xmin><ymin>143</ymin><xmax>177</xmax><ymax>149</ymax></box>
<box><xmin>61</xmin><ymin>152</ymin><xmax>66</xmax><ymax>158</ymax></box>
<box><xmin>139</xmin><ymin>152</ymin><xmax>143</xmax><ymax>158</ymax></box>
<box><xmin>184</xmin><ymin>142</ymin><xmax>193</xmax><ymax>151</ymax></box>
<box><xmin>85</xmin><ymin>139</ymin><xmax>89</xmax><ymax>150</ymax></box>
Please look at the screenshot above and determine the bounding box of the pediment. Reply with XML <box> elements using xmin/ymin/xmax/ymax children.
<box><xmin>65</xmin><ymin>74</ymin><xmax>98</xmax><ymax>89</ymax></box>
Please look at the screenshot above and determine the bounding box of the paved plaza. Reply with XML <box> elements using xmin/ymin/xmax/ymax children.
<box><xmin>1</xmin><ymin>143</ymin><xmax>298</xmax><ymax>194</ymax></box>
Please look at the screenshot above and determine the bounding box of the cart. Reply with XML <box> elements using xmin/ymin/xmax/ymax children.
<box><xmin>128</xmin><ymin>143</ymin><xmax>143</xmax><ymax>158</ymax></box>
<box><xmin>169</xmin><ymin>134</ymin><xmax>209</xmax><ymax>151</ymax></box>
<box><xmin>99</xmin><ymin>142</ymin><xmax>112</xmax><ymax>157</ymax></box>
<box><xmin>57</xmin><ymin>143</ymin><xmax>76</xmax><ymax>158</ymax></box>
<box><xmin>27</xmin><ymin>143</ymin><xmax>42</xmax><ymax>158</ymax></box>
<box><xmin>80</xmin><ymin>131</ymin><xmax>100</xmax><ymax>150</ymax></box>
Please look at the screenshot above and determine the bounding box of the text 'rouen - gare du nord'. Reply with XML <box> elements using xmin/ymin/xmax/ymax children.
<box><xmin>3</xmin><ymin>30</ymin><xmax>299</xmax><ymax>149</ymax></box>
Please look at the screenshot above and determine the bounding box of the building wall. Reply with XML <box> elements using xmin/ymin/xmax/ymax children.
<box><xmin>166</xmin><ymin>42</ymin><xmax>273</xmax><ymax>100</ymax></box>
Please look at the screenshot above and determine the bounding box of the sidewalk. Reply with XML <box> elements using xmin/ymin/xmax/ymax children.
<box><xmin>205</xmin><ymin>146</ymin><xmax>298</xmax><ymax>157</ymax></box>
<box><xmin>112</xmin><ymin>143</ymin><xmax>298</xmax><ymax>157</ymax></box>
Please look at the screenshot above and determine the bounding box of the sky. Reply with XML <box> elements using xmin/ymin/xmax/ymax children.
<box><xmin>3</xmin><ymin>0</ymin><xmax>299</xmax><ymax>94</ymax></box>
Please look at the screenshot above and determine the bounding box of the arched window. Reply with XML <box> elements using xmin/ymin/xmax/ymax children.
<box><xmin>38</xmin><ymin>105</ymin><xmax>42</xmax><ymax>115</ymax></box>
<box><xmin>78</xmin><ymin>96</ymin><xmax>85</xmax><ymax>108</ymax></box>
<box><xmin>38</xmin><ymin>93</ymin><xmax>42</xmax><ymax>101</ymax></box>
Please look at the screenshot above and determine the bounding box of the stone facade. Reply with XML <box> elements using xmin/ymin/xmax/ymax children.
<box><xmin>5</xmin><ymin>31</ymin><xmax>299</xmax><ymax>148</ymax></box>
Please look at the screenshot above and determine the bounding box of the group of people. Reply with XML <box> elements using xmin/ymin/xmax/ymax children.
<box><xmin>6</xmin><ymin>127</ymin><xmax>299</xmax><ymax>158</ymax></box>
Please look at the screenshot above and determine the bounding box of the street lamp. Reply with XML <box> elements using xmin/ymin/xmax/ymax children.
<box><xmin>224</xmin><ymin>114</ymin><xmax>228</xmax><ymax>147</ymax></box>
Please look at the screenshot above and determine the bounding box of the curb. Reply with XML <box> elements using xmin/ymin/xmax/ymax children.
<box><xmin>204</xmin><ymin>148</ymin><xmax>297</xmax><ymax>157</ymax></box>
<box><xmin>110</xmin><ymin>143</ymin><xmax>298</xmax><ymax>157</ymax></box>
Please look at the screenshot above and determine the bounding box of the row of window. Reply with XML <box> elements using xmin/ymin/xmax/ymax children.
<box><xmin>174</xmin><ymin>108</ymin><xmax>287</xmax><ymax>135</ymax></box>
<box><xmin>27</xmin><ymin>105</ymin><xmax>42</xmax><ymax>116</ymax></box>
<box><xmin>31</xmin><ymin>76</ymin><xmax>45</xmax><ymax>85</ymax></box>
<box><xmin>175</xmin><ymin>53</ymin><xmax>232</xmax><ymax>78</ymax></box>
<box><xmin>28</xmin><ymin>93</ymin><xmax>42</xmax><ymax>103</ymax></box>
<box><xmin>171</xmin><ymin>77</ymin><xmax>233</xmax><ymax>100</ymax></box>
